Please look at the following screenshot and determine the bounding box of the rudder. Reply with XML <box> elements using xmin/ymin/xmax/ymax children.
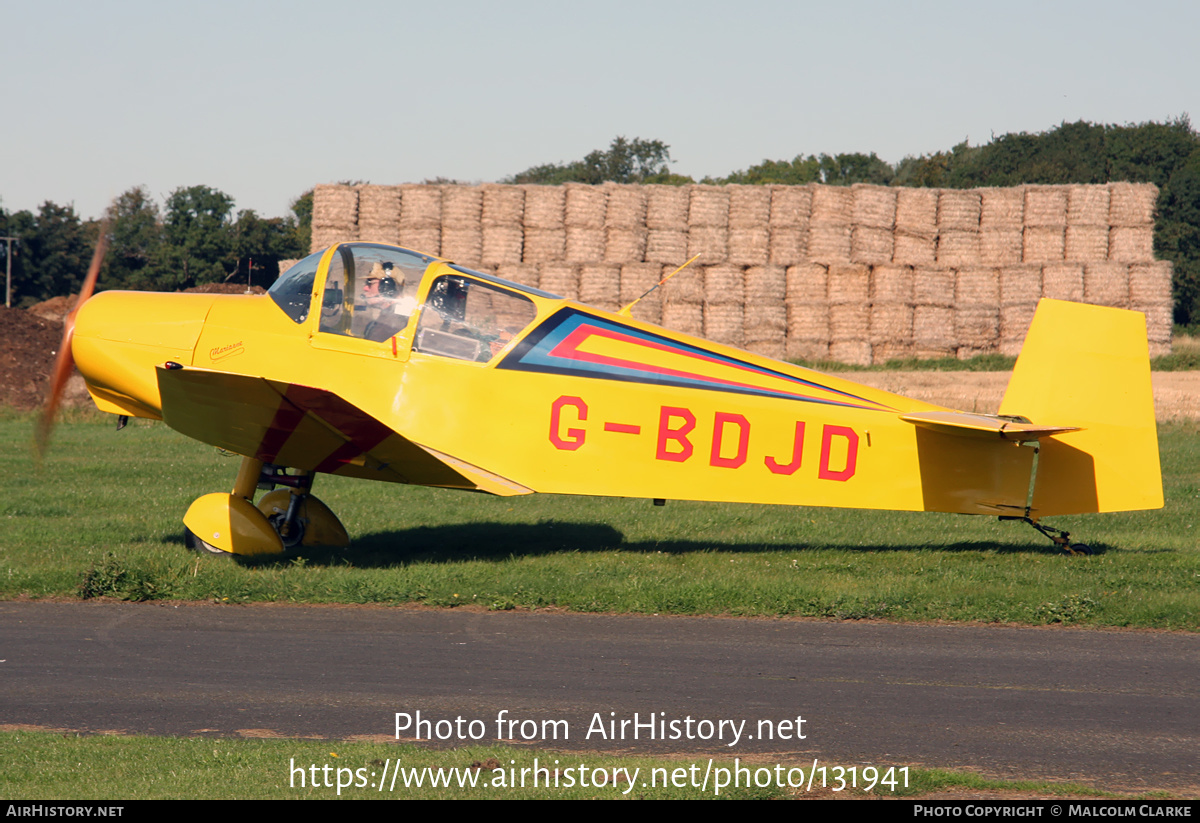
<box><xmin>998</xmin><ymin>299</ymin><xmax>1162</xmax><ymax>516</ymax></box>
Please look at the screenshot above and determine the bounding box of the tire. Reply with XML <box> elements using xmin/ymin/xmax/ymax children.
<box><xmin>267</xmin><ymin>513</ymin><xmax>306</xmax><ymax>550</ymax></box>
<box><xmin>1068</xmin><ymin>543</ymin><xmax>1093</xmax><ymax>556</ymax></box>
<box><xmin>185</xmin><ymin>528</ymin><xmax>232</xmax><ymax>557</ymax></box>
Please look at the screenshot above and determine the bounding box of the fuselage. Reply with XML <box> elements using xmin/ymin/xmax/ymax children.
<box><xmin>71</xmin><ymin>242</ymin><xmax>1050</xmax><ymax>516</ymax></box>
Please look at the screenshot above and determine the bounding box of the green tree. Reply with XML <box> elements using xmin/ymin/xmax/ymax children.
<box><xmin>104</xmin><ymin>186</ymin><xmax>166</xmax><ymax>290</ymax></box>
<box><xmin>817</xmin><ymin>152</ymin><xmax>894</xmax><ymax>185</ymax></box>
<box><xmin>1156</xmin><ymin>149</ymin><xmax>1200</xmax><ymax>324</ymax></box>
<box><xmin>715</xmin><ymin>152</ymin><xmax>892</xmax><ymax>186</ymax></box>
<box><xmin>162</xmin><ymin>185</ymin><xmax>235</xmax><ymax>287</ymax></box>
<box><xmin>716</xmin><ymin>155</ymin><xmax>822</xmax><ymax>185</ymax></box>
<box><xmin>231</xmin><ymin>209</ymin><xmax>304</xmax><ymax>287</ymax></box>
<box><xmin>892</xmin><ymin>142</ymin><xmax>981</xmax><ymax>188</ymax></box>
<box><xmin>505</xmin><ymin>136</ymin><xmax>688</xmax><ymax>184</ymax></box>
<box><xmin>290</xmin><ymin>189</ymin><xmax>313</xmax><ymax>255</ymax></box>
<box><xmin>0</xmin><ymin>206</ymin><xmax>35</xmax><ymax>306</ymax></box>
<box><xmin>1105</xmin><ymin>117</ymin><xmax>1197</xmax><ymax>187</ymax></box>
<box><xmin>1</xmin><ymin>202</ymin><xmax>92</xmax><ymax>305</ymax></box>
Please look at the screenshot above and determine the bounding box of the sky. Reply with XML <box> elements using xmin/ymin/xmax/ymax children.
<box><xmin>3</xmin><ymin>0</ymin><xmax>1197</xmax><ymax>221</ymax></box>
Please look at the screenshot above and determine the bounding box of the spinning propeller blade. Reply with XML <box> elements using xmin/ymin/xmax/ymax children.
<box><xmin>35</xmin><ymin>220</ymin><xmax>109</xmax><ymax>459</ymax></box>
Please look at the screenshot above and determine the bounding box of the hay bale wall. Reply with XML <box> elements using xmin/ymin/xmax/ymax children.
<box><xmin>312</xmin><ymin>181</ymin><xmax>1171</xmax><ymax>359</ymax></box>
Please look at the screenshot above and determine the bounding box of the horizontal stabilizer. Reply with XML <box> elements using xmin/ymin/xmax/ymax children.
<box><xmin>900</xmin><ymin>411</ymin><xmax>1081</xmax><ymax>441</ymax></box>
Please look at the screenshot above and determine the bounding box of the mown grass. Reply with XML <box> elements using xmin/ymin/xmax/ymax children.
<box><xmin>2</xmin><ymin>412</ymin><xmax>1197</xmax><ymax>629</ymax></box>
<box><xmin>0</xmin><ymin>730</ymin><xmax>1131</xmax><ymax>800</ymax></box>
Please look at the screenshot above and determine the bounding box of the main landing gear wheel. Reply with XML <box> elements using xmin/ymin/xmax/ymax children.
<box><xmin>1067</xmin><ymin>543</ymin><xmax>1092</xmax><ymax>556</ymax></box>
<box><xmin>185</xmin><ymin>527</ymin><xmax>231</xmax><ymax>557</ymax></box>
<box><xmin>267</xmin><ymin>512</ymin><xmax>306</xmax><ymax>550</ymax></box>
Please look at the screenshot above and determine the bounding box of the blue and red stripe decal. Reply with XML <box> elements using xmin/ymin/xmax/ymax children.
<box><xmin>498</xmin><ymin>309</ymin><xmax>893</xmax><ymax>412</ymax></box>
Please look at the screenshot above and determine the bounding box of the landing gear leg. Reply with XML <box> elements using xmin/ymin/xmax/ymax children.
<box><xmin>999</xmin><ymin>515</ymin><xmax>1092</xmax><ymax>555</ymax></box>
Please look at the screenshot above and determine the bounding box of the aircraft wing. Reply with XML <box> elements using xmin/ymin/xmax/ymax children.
<box><xmin>155</xmin><ymin>365</ymin><xmax>532</xmax><ymax>496</ymax></box>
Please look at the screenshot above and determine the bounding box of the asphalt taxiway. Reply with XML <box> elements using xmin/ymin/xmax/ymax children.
<box><xmin>2</xmin><ymin>601</ymin><xmax>1196</xmax><ymax>791</ymax></box>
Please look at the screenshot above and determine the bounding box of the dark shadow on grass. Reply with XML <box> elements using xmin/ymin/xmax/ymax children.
<box><xmin>232</xmin><ymin>520</ymin><xmax>1113</xmax><ymax>568</ymax></box>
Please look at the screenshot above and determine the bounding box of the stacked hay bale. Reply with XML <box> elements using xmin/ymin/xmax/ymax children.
<box><xmin>937</xmin><ymin>190</ymin><xmax>982</xmax><ymax>266</ymax></box>
<box><xmin>565</xmin><ymin>184</ymin><xmax>608</xmax><ymax>263</ymax></box>
<box><xmin>807</xmin><ymin>185</ymin><xmax>853</xmax><ymax>265</ymax></box>
<box><xmin>827</xmin><ymin>264</ymin><xmax>872</xmax><ymax>365</ymax></box>
<box><xmin>311</xmin><ymin>184</ymin><xmax>359</xmax><ymax>250</ymax></box>
<box><xmin>785</xmin><ymin>263</ymin><xmax>829</xmax><ymax>362</ymax></box>
<box><xmin>1022</xmin><ymin>187</ymin><xmax>1067</xmax><ymax>263</ymax></box>
<box><xmin>998</xmin><ymin>264</ymin><xmax>1042</xmax><ymax>356</ymax></box>
<box><xmin>568</xmin><ymin>185</ymin><xmax>618</xmax><ymax>311</ymax></box>
<box><xmin>398</xmin><ymin>185</ymin><xmax>442</xmax><ymax>256</ymax></box>
<box><xmin>870</xmin><ymin>264</ymin><xmax>914</xmax><ymax>363</ymax></box>
<box><xmin>439</xmin><ymin>186</ymin><xmax>484</xmax><ymax>266</ymax></box>
<box><xmin>743</xmin><ymin>264</ymin><xmax>787</xmax><ymax>359</ymax></box>
<box><xmin>768</xmin><ymin>185</ymin><xmax>811</xmax><ymax>266</ymax></box>
<box><xmin>912</xmin><ymin>267</ymin><xmax>956</xmax><ymax>359</ymax></box>
<box><xmin>522</xmin><ymin>186</ymin><xmax>568</xmax><ymax>295</ymax></box>
<box><xmin>1065</xmin><ymin>185</ymin><xmax>1109</xmax><ymax>262</ymax></box>
<box><xmin>1109</xmin><ymin>183</ymin><xmax>1157</xmax><ymax>262</ymax></box>
<box><xmin>893</xmin><ymin>188</ymin><xmax>937</xmax><ymax>265</ymax></box>
<box><xmin>851</xmin><ymin>184</ymin><xmax>896</xmax><ymax>266</ymax></box>
<box><xmin>356</xmin><ymin>186</ymin><xmax>400</xmax><ymax>244</ymax></box>
<box><xmin>980</xmin><ymin>187</ymin><xmax>1024</xmax><ymax>266</ymax></box>
<box><xmin>315</xmin><ymin>181</ymin><xmax>1171</xmax><ymax>360</ymax></box>
<box><xmin>644</xmin><ymin>185</ymin><xmax>689</xmax><ymax>265</ymax></box>
<box><xmin>481</xmin><ymin>185</ymin><xmax>525</xmax><ymax>269</ymax></box>
<box><xmin>604</xmin><ymin>186</ymin><xmax>659</xmax><ymax>323</ymax></box>
<box><xmin>1131</xmin><ymin>260</ymin><xmax>1174</xmax><ymax>354</ymax></box>
<box><xmin>688</xmin><ymin>186</ymin><xmax>739</xmax><ymax>345</ymax></box>
<box><xmin>728</xmin><ymin>186</ymin><xmax>771</xmax><ymax>266</ymax></box>
<box><xmin>604</xmin><ymin>185</ymin><xmax>648</xmax><ymax>264</ymax></box>
<box><xmin>982</xmin><ymin>188</ymin><xmax>1033</xmax><ymax>357</ymax></box>
<box><xmin>648</xmin><ymin>186</ymin><xmax>701</xmax><ymax>335</ymax></box>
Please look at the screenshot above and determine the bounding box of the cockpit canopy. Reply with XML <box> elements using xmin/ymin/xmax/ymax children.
<box><xmin>268</xmin><ymin>242</ymin><xmax>551</xmax><ymax>363</ymax></box>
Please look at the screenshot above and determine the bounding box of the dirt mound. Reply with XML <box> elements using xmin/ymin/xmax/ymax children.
<box><xmin>27</xmin><ymin>294</ymin><xmax>79</xmax><ymax>323</ymax></box>
<box><xmin>0</xmin><ymin>306</ymin><xmax>71</xmax><ymax>410</ymax></box>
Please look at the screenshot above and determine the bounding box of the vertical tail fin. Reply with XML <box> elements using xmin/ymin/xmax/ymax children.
<box><xmin>998</xmin><ymin>299</ymin><xmax>1162</xmax><ymax>516</ymax></box>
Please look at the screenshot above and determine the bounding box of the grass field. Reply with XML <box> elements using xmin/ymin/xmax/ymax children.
<box><xmin>2</xmin><ymin>411</ymin><xmax>1197</xmax><ymax>630</ymax></box>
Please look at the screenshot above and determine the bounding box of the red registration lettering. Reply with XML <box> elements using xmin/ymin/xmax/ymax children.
<box><xmin>764</xmin><ymin>421</ymin><xmax>806</xmax><ymax>475</ymax></box>
<box><xmin>656</xmin><ymin>407</ymin><xmax>695</xmax><ymax>462</ymax></box>
<box><xmin>818</xmin><ymin>425</ymin><xmax>858</xmax><ymax>481</ymax></box>
<box><xmin>709</xmin><ymin>412</ymin><xmax>750</xmax><ymax>468</ymax></box>
<box><xmin>550</xmin><ymin>396</ymin><xmax>587</xmax><ymax>450</ymax></box>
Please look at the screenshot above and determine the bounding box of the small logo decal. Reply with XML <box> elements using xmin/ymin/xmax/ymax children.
<box><xmin>209</xmin><ymin>342</ymin><xmax>245</xmax><ymax>362</ymax></box>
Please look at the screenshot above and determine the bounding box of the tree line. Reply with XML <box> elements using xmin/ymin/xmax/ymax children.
<box><xmin>0</xmin><ymin>185</ymin><xmax>311</xmax><ymax>307</ymax></box>
<box><xmin>4</xmin><ymin>118</ymin><xmax>1200</xmax><ymax>325</ymax></box>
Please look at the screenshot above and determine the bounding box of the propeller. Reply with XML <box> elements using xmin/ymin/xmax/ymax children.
<box><xmin>35</xmin><ymin>219</ymin><xmax>110</xmax><ymax>460</ymax></box>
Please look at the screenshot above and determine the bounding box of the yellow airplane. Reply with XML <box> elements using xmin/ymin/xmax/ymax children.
<box><xmin>42</xmin><ymin>241</ymin><xmax>1162</xmax><ymax>557</ymax></box>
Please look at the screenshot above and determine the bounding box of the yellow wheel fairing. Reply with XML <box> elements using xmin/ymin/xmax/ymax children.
<box><xmin>183</xmin><ymin>493</ymin><xmax>285</xmax><ymax>556</ymax></box>
<box><xmin>256</xmin><ymin>490</ymin><xmax>350</xmax><ymax>548</ymax></box>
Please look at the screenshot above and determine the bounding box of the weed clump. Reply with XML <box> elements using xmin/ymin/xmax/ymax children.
<box><xmin>77</xmin><ymin>554</ymin><xmax>157</xmax><ymax>602</ymax></box>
